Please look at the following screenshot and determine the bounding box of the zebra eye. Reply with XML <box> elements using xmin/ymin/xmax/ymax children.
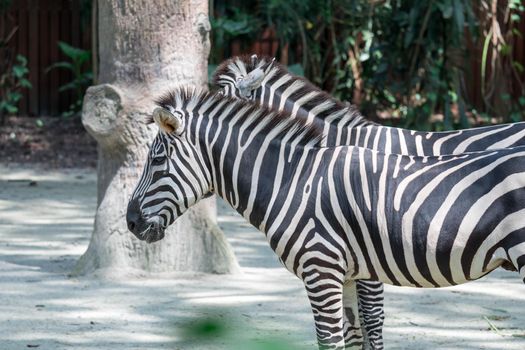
<box><xmin>151</xmin><ymin>157</ymin><xmax>164</xmax><ymax>165</ymax></box>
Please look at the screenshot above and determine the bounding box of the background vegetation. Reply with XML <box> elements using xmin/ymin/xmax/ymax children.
<box><xmin>1</xmin><ymin>0</ymin><xmax>524</xmax><ymax>131</ymax></box>
<box><xmin>0</xmin><ymin>0</ymin><xmax>31</xmax><ymax>124</ymax></box>
<box><xmin>211</xmin><ymin>0</ymin><xmax>525</xmax><ymax>130</ymax></box>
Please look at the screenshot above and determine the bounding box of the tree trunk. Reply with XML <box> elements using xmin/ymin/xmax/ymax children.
<box><xmin>74</xmin><ymin>0</ymin><xmax>239</xmax><ymax>276</ymax></box>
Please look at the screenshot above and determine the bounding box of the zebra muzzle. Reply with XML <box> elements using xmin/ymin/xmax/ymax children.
<box><xmin>126</xmin><ymin>199</ymin><xmax>166</xmax><ymax>243</ymax></box>
<box><xmin>142</xmin><ymin>217</ymin><xmax>166</xmax><ymax>244</ymax></box>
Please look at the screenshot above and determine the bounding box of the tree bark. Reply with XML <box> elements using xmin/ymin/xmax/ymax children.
<box><xmin>74</xmin><ymin>0</ymin><xmax>239</xmax><ymax>276</ymax></box>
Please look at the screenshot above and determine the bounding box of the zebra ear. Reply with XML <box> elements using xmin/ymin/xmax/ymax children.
<box><xmin>250</xmin><ymin>54</ymin><xmax>258</xmax><ymax>66</ymax></box>
<box><xmin>264</xmin><ymin>57</ymin><xmax>276</xmax><ymax>73</ymax></box>
<box><xmin>237</xmin><ymin>67</ymin><xmax>265</xmax><ymax>97</ymax></box>
<box><xmin>152</xmin><ymin>107</ymin><xmax>183</xmax><ymax>135</ymax></box>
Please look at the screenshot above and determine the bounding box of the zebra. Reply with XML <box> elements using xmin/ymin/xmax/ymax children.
<box><xmin>126</xmin><ymin>88</ymin><xmax>525</xmax><ymax>350</ymax></box>
<box><xmin>213</xmin><ymin>55</ymin><xmax>525</xmax><ymax>156</ymax></box>
<box><xmin>212</xmin><ymin>54</ymin><xmax>525</xmax><ymax>349</ymax></box>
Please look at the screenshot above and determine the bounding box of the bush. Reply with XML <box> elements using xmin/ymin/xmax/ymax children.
<box><xmin>0</xmin><ymin>21</ymin><xmax>31</xmax><ymax>124</ymax></box>
<box><xmin>211</xmin><ymin>0</ymin><xmax>525</xmax><ymax>130</ymax></box>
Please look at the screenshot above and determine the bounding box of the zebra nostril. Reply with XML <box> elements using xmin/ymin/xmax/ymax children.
<box><xmin>127</xmin><ymin>198</ymin><xmax>142</xmax><ymax>233</ymax></box>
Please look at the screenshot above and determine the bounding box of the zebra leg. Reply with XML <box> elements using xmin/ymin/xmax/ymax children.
<box><xmin>342</xmin><ymin>280</ymin><xmax>365</xmax><ymax>349</ymax></box>
<box><xmin>356</xmin><ymin>280</ymin><xmax>385</xmax><ymax>350</ymax></box>
<box><xmin>304</xmin><ymin>277</ymin><xmax>345</xmax><ymax>350</ymax></box>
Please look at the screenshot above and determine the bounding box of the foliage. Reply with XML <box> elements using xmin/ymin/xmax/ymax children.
<box><xmin>0</xmin><ymin>0</ymin><xmax>11</xmax><ymax>13</ymax></box>
<box><xmin>0</xmin><ymin>2</ymin><xmax>31</xmax><ymax>124</ymax></box>
<box><xmin>79</xmin><ymin>0</ymin><xmax>92</xmax><ymax>30</ymax></box>
<box><xmin>46</xmin><ymin>41</ymin><xmax>93</xmax><ymax>117</ymax></box>
<box><xmin>477</xmin><ymin>0</ymin><xmax>525</xmax><ymax>123</ymax></box>
<box><xmin>177</xmin><ymin>314</ymin><xmax>305</xmax><ymax>350</ymax></box>
<box><xmin>211</xmin><ymin>0</ymin><xmax>525</xmax><ymax>130</ymax></box>
<box><xmin>0</xmin><ymin>54</ymin><xmax>32</xmax><ymax>123</ymax></box>
<box><xmin>210</xmin><ymin>4</ymin><xmax>261</xmax><ymax>63</ymax></box>
<box><xmin>342</xmin><ymin>0</ymin><xmax>479</xmax><ymax>130</ymax></box>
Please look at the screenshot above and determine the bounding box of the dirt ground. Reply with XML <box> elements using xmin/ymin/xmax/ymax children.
<box><xmin>0</xmin><ymin>165</ymin><xmax>524</xmax><ymax>350</ymax></box>
<box><xmin>0</xmin><ymin>116</ymin><xmax>97</xmax><ymax>169</ymax></box>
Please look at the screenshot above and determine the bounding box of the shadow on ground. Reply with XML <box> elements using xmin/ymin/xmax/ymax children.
<box><xmin>0</xmin><ymin>166</ymin><xmax>523</xmax><ymax>350</ymax></box>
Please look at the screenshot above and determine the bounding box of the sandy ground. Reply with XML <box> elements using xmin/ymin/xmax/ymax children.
<box><xmin>0</xmin><ymin>165</ymin><xmax>524</xmax><ymax>350</ymax></box>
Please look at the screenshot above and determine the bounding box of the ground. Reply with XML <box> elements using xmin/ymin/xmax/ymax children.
<box><xmin>0</xmin><ymin>165</ymin><xmax>524</xmax><ymax>350</ymax></box>
<box><xmin>0</xmin><ymin>116</ymin><xmax>97</xmax><ymax>168</ymax></box>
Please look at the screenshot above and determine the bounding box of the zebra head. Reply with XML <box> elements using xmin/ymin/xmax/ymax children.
<box><xmin>126</xmin><ymin>103</ymin><xmax>212</xmax><ymax>243</ymax></box>
<box><xmin>213</xmin><ymin>54</ymin><xmax>275</xmax><ymax>100</ymax></box>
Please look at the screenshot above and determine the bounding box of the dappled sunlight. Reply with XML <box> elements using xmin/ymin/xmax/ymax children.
<box><xmin>217</xmin><ymin>197</ymin><xmax>285</xmax><ymax>270</ymax></box>
<box><xmin>0</xmin><ymin>167</ymin><xmax>524</xmax><ymax>349</ymax></box>
<box><xmin>383</xmin><ymin>269</ymin><xmax>525</xmax><ymax>349</ymax></box>
<box><xmin>183</xmin><ymin>294</ymin><xmax>285</xmax><ymax>306</ymax></box>
<box><xmin>10</xmin><ymin>330</ymin><xmax>175</xmax><ymax>344</ymax></box>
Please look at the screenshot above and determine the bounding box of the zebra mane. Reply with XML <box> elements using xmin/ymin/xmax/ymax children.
<box><xmin>212</xmin><ymin>54</ymin><xmax>270</xmax><ymax>83</ymax></box>
<box><xmin>153</xmin><ymin>87</ymin><xmax>324</xmax><ymax>147</ymax></box>
<box><xmin>212</xmin><ymin>55</ymin><xmax>366</xmax><ymax>124</ymax></box>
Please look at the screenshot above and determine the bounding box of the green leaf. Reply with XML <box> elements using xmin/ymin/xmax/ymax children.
<box><xmin>58</xmin><ymin>41</ymin><xmax>89</xmax><ymax>60</ymax></box>
<box><xmin>184</xmin><ymin>319</ymin><xmax>227</xmax><ymax>338</ymax></box>
<box><xmin>481</xmin><ymin>28</ymin><xmax>492</xmax><ymax>97</ymax></box>
<box><xmin>12</xmin><ymin>65</ymin><xmax>29</xmax><ymax>78</ymax></box>
<box><xmin>45</xmin><ymin>62</ymin><xmax>75</xmax><ymax>73</ymax></box>
<box><xmin>58</xmin><ymin>81</ymin><xmax>79</xmax><ymax>92</ymax></box>
<box><xmin>19</xmin><ymin>79</ymin><xmax>32</xmax><ymax>88</ymax></box>
<box><xmin>15</xmin><ymin>54</ymin><xmax>28</xmax><ymax>66</ymax></box>
<box><xmin>448</xmin><ymin>90</ymin><xmax>458</xmax><ymax>102</ymax></box>
<box><xmin>439</xmin><ymin>2</ymin><xmax>454</xmax><ymax>19</ymax></box>
<box><xmin>6</xmin><ymin>104</ymin><xmax>18</xmax><ymax>114</ymax></box>
<box><xmin>509</xmin><ymin>0</ymin><xmax>521</xmax><ymax>10</ymax></box>
<box><xmin>35</xmin><ymin>119</ymin><xmax>44</xmax><ymax>127</ymax></box>
<box><xmin>6</xmin><ymin>91</ymin><xmax>22</xmax><ymax>102</ymax></box>
<box><xmin>82</xmin><ymin>71</ymin><xmax>94</xmax><ymax>81</ymax></box>
<box><xmin>500</xmin><ymin>44</ymin><xmax>512</xmax><ymax>56</ymax></box>
<box><xmin>513</xmin><ymin>61</ymin><xmax>525</xmax><ymax>73</ymax></box>
<box><xmin>384</xmin><ymin>90</ymin><xmax>397</xmax><ymax>104</ymax></box>
<box><xmin>426</xmin><ymin>92</ymin><xmax>438</xmax><ymax>102</ymax></box>
<box><xmin>452</xmin><ymin>0</ymin><xmax>465</xmax><ymax>32</ymax></box>
<box><xmin>510</xmin><ymin>111</ymin><xmax>522</xmax><ymax>123</ymax></box>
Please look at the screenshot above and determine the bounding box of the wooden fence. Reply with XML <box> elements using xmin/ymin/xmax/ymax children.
<box><xmin>1</xmin><ymin>0</ymin><xmax>91</xmax><ymax>116</ymax></box>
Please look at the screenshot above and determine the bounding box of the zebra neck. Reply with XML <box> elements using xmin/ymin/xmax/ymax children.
<box><xmin>257</xmin><ymin>76</ymin><xmax>373</xmax><ymax>130</ymax></box>
<box><xmin>204</xmin><ymin>126</ymin><xmax>314</xmax><ymax>236</ymax></box>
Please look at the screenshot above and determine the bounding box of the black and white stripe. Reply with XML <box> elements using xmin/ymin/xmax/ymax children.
<box><xmin>212</xmin><ymin>55</ymin><xmax>525</xmax><ymax>155</ymax></box>
<box><xmin>127</xmin><ymin>89</ymin><xmax>525</xmax><ymax>350</ymax></box>
<box><xmin>213</xmin><ymin>54</ymin><xmax>525</xmax><ymax>349</ymax></box>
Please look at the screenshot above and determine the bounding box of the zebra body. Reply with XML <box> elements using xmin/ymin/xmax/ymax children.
<box><xmin>127</xmin><ymin>89</ymin><xmax>525</xmax><ymax>350</ymax></box>
<box><xmin>213</xmin><ymin>55</ymin><xmax>525</xmax><ymax>156</ymax></box>
<box><xmin>213</xmin><ymin>54</ymin><xmax>525</xmax><ymax>349</ymax></box>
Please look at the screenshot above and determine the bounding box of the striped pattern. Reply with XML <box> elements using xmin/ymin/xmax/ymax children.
<box><xmin>127</xmin><ymin>89</ymin><xmax>525</xmax><ymax>350</ymax></box>
<box><xmin>213</xmin><ymin>55</ymin><xmax>525</xmax><ymax>349</ymax></box>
